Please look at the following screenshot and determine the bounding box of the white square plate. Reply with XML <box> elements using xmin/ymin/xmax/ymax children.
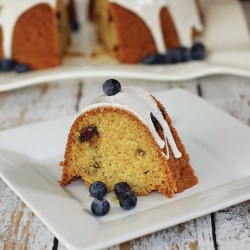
<box><xmin>0</xmin><ymin>89</ymin><xmax>250</xmax><ymax>250</ymax></box>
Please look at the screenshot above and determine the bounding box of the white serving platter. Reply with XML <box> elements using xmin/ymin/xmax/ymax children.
<box><xmin>0</xmin><ymin>88</ymin><xmax>250</xmax><ymax>250</ymax></box>
<box><xmin>0</xmin><ymin>0</ymin><xmax>250</xmax><ymax>91</ymax></box>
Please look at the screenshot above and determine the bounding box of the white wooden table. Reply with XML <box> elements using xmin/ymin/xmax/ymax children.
<box><xmin>0</xmin><ymin>75</ymin><xmax>250</xmax><ymax>250</ymax></box>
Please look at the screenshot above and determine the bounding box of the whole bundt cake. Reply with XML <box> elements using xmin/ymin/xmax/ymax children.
<box><xmin>60</xmin><ymin>79</ymin><xmax>198</xmax><ymax>197</ymax></box>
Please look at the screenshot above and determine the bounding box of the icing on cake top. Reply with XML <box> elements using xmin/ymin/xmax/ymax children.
<box><xmin>108</xmin><ymin>0</ymin><xmax>203</xmax><ymax>53</ymax></box>
<box><xmin>0</xmin><ymin>0</ymin><xmax>57</xmax><ymax>59</ymax></box>
<box><xmin>82</xmin><ymin>86</ymin><xmax>182</xmax><ymax>160</ymax></box>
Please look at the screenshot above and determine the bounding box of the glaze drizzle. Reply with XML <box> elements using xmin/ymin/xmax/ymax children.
<box><xmin>82</xmin><ymin>86</ymin><xmax>182</xmax><ymax>160</ymax></box>
<box><xmin>0</xmin><ymin>0</ymin><xmax>57</xmax><ymax>59</ymax></box>
<box><xmin>108</xmin><ymin>0</ymin><xmax>203</xmax><ymax>53</ymax></box>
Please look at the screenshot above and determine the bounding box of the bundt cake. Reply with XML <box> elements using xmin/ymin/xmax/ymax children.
<box><xmin>89</xmin><ymin>0</ymin><xmax>203</xmax><ymax>63</ymax></box>
<box><xmin>0</xmin><ymin>0</ymin><xmax>71</xmax><ymax>70</ymax></box>
<box><xmin>60</xmin><ymin>79</ymin><xmax>198</xmax><ymax>198</ymax></box>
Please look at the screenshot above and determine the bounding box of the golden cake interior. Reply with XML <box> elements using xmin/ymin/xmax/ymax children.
<box><xmin>60</xmin><ymin>107</ymin><xmax>176</xmax><ymax>197</ymax></box>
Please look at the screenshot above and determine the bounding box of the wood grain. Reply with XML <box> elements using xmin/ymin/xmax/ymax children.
<box><xmin>200</xmin><ymin>75</ymin><xmax>250</xmax><ymax>250</ymax></box>
<box><xmin>0</xmin><ymin>82</ymin><xmax>80</xmax><ymax>250</ymax></box>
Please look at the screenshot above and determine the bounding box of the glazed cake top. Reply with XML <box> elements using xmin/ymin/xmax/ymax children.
<box><xmin>82</xmin><ymin>85</ymin><xmax>182</xmax><ymax>160</ymax></box>
<box><xmin>108</xmin><ymin>0</ymin><xmax>203</xmax><ymax>52</ymax></box>
<box><xmin>0</xmin><ymin>0</ymin><xmax>58</xmax><ymax>59</ymax></box>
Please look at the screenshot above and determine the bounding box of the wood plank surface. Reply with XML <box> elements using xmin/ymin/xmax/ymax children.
<box><xmin>0</xmin><ymin>81</ymin><xmax>80</xmax><ymax>249</ymax></box>
<box><xmin>200</xmin><ymin>75</ymin><xmax>250</xmax><ymax>250</ymax></box>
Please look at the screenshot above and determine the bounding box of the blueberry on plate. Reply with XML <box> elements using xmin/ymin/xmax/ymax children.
<box><xmin>79</xmin><ymin>125</ymin><xmax>98</xmax><ymax>142</ymax></box>
<box><xmin>142</xmin><ymin>54</ymin><xmax>165</xmax><ymax>65</ymax></box>
<box><xmin>1</xmin><ymin>59</ymin><xmax>15</xmax><ymax>72</ymax></box>
<box><xmin>70</xmin><ymin>19</ymin><xmax>80</xmax><ymax>32</ymax></box>
<box><xmin>15</xmin><ymin>63</ymin><xmax>30</xmax><ymax>73</ymax></box>
<box><xmin>191</xmin><ymin>42</ymin><xmax>206</xmax><ymax>60</ymax></box>
<box><xmin>91</xmin><ymin>198</ymin><xmax>110</xmax><ymax>216</ymax></box>
<box><xmin>114</xmin><ymin>182</ymin><xmax>131</xmax><ymax>199</ymax></box>
<box><xmin>178</xmin><ymin>46</ymin><xmax>192</xmax><ymax>62</ymax></box>
<box><xmin>141</xmin><ymin>54</ymin><xmax>158</xmax><ymax>65</ymax></box>
<box><xmin>103</xmin><ymin>79</ymin><xmax>121</xmax><ymax>96</ymax></box>
<box><xmin>118</xmin><ymin>191</ymin><xmax>137</xmax><ymax>210</ymax></box>
<box><xmin>89</xmin><ymin>181</ymin><xmax>107</xmax><ymax>198</ymax></box>
<box><xmin>166</xmin><ymin>49</ymin><xmax>182</xmax><ymax>64</ymax></box>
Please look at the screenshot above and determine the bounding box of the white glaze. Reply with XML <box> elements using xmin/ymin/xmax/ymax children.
<box><xmin>82</xmin><ymin>86</ymin><xmax>182</xmax><ymax>159</ymax></box>
<box><xmin>108</xmin><ymin>0</ymin><xmax>203</xmax><ymax>52</ymax></box>
<box><xmin>0</xmin><ymin>0</ymin><xmax>57</xmax><ymax>59</ymax></box>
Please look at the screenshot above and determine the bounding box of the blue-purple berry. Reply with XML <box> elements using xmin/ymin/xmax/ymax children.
<box><xmin>166</xmin><ymin>49</ymin><xmax>182</xmax><ymax>64</ymax></box>
<box><xmin>15</xmin><ymin>63</ymin><xmax>30</xmax><ymax>73</ymax></box>
<box><xmin>142</xmin><ymin>54</ymin><xmax>165</xmax><ymax>65</ymax></box>
<box><xmin>91</xmin><ymin>198</ymin><xmax>110</xmax><ymax>216</ymax></box>
<box><xmin>178</xmin><ymin>46</ymin><xmax>192</xmax><ymax>62</ymax></box>
<box><xmin>103</xmin><ymin>79</ymin><xmax>121</xmax><ymax>96</ymax></box>
<box><xmin>191</xmin><ymin>42</ymin><xmax>205</xmax><ymax>60</ymax></box>
<box><xmin>89</xmin><ymin>181</ymin><xmax>107</xmax><ymax>198</ymax></box>
<box><xmin>118</xmin><ymin>191</ymin><xmax>137</xmax><ymax>210</ymax></box>
<box><xmin>1</xmin><ymin>59</ymin><xmax>15</xmax><ymax>72</ymax></box>
<box><xmin>114</xmin><ymin>182</ymin><xmax>131</xmax><ymax>199</ymax></box>
<box><xmin>70</xmin><ymin>19</ymin><xmax>80</xmax><ymax>32</ymax></box>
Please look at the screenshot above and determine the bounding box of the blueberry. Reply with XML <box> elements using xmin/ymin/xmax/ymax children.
<box><xmin>142</xmin><ymin>54</ymin><xmax>157</xmax><ymax>64</ymax></box>
<box><xmin>178</xmin><ymin>46</ymin><xmax>192</xmax><ymax>62</ymax></box>
<box><xmin>142</xmin><ymin>54</ymin><xmax>165</xmax><ymax>65</ymax></box>
<box><xmin>102</xmin><ymin>79</ymin><xmax>121</xmax><ymax>96</ymax></box>
<box><xmin>164</xmin><ymin>52</ymin><xmax>173</xmax><ymax>64</ymax></box>
<box><xmin>118</xmin><ymin>191</ymin><xmax>137</xmax><ymax>210</ymax></box>
<box><xmin>1</xmin><ymin>59</ymin><xmax>15</xmax><ymax>72</ymax></box>
<box><xmin>70</xmin><ymin>19</ymin><xmax>80</xmax><ymax>32</ymax></box>
<box><xmin>114</xmin><ymin>182</ymin><xmax>131</xmax><ymax>199</ymax></box>
<box><xmin>91</xmin><ymin>198</ymin><xmax>110</xmax><ymax>216</ymax></box>
<box><xmin>89</xmin><ymin>181</ymin><xmax>107</xmax><ymax>198</ymax></box>
<box><xmin>165</xmin><ymin>49</ymin><xmax>182</xmax><ymax>64</ymax></box>
<box><xmin>79</xmin><ymin>125</ymin><xmax>98</xmax><ymax>142</ymax></box>
<box><xmin>191</xmin><ymin>42</ymin><xmax>206</xmax><ymax>60</ymax></box>
<box><xmin>15</xmin><ymin>63</ymin><xmax>30</xmax><ymax>73</ymax></box>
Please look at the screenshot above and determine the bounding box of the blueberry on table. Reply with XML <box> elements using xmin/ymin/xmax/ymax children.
<box><xmin>15</xmin><ymin>63</ymin><xmax>30</xmax><ymax>73</ymax></box>
<box><xmin>191</xmin><ymin>42</ymin><xmax>206</xmax><ymax>60</ymax></box>
<box><xmin>103</xmin><ymin>79</ymin><xmax>121</xmax><ymax>96</ymax></box>
<box><xmin>114</xmin><ymin>182</ymin><xmax>131</xmax><ymax>199</ymax></box>
<box><xmin>89</xmin><ymin>181</ymin><xmax>107</xmax><ymax>198</ymax></box>
<box><xmin>91</xmin><ymin>198</ymin><xmax>110</xmax><ymax>216</ymax></box>
<box><xmin>118</xmin><ymin>191</ymin><xmax>137</xmax><ymax>210</ymax></box>
<box><xmin>1</xmin><ymin>59</ymin><xmax>15</xmax><ymax>72</ymax></box>
<box><xmin>79</xmin><ymin>125</ymin><xmax>98</xmax><ymax>142</ymax></box>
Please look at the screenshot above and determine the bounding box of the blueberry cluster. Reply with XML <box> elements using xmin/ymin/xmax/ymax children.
<box><xmin>89</xmin><ymin>181</ymin><xmax>137</xmax><ymax>216</ymax></box>
<box><xmin>0</xmin><ymin>59</ymin><xmax>30</xmax><ymax>73</ymax></box>
<box><xmin>114</xmin><ymin>182</ymin><xmax>137</xmax><ymax>210</ymax></box>
<box><xmin>142</xmin><ymin>42</ymin><xmax>205</xmax><ymax>65</ymax></box>
<box><xmin>89</xmin><ymin>181</ymin><xmax>109</xmax><ymax>216</ymax></box>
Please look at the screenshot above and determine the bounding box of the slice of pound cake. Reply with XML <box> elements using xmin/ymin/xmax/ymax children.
<box><xmin>60</xmin><ymin>79</ymin><xmax>198</xmax><ymax>197</ymax></box>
